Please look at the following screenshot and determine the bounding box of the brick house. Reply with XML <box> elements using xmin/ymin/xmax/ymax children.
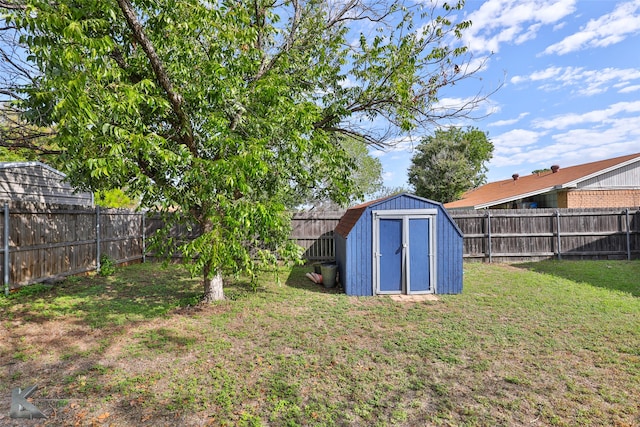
<box><xmin>445</xmin><ymin>153</ymin><xmax>640</xmax><ymax>210</ymax></box>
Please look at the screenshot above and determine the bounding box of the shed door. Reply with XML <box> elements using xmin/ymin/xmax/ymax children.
<box><xmin>374</xmin><ymin>212</ymin><xmax>435</xmax><ymax>295</ymax></box>
<box><xmin>408</xmin><ymin>218</ymin><xmax>431</xmax><ymax>293</ymax></box>
<box><xmin>378</xmin><ymin>219</ymin><xmax>403</xmax><ymax>293</ymax></box>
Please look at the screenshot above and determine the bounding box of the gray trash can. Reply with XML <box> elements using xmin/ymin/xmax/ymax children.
<box><xmin>320</xmin><ymin>263</ymin><xmax>338</xmax><ymax>288</ymax></box>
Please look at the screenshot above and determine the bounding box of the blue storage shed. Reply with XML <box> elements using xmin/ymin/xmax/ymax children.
<box><xmin>334</xmin><ymin>193</ymin><xmax>463</xmax><ymax>296</ymax></box>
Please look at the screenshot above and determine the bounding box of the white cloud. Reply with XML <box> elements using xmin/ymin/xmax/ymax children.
<box><xmin>491</xmin><ymin>129</ymin><xmax>544</xmax><ymax>154</ymax></box>
<box><xmin>338</xmin><ymin>76</ymin><xmax>357</xmax><ymax>89</ymax></box>
<box><xmin>430</xmin><ymin>95</ymin><xmax>499</xmax><ymax>120</ymax></box>
<box><xmin>552</xmin><ymin>22</ymin><xmax>567</xmax><ymax>31</ymax></box>
<box><xmin>489</xmin><ymin>112</ymin><xmax>530</xmax><ymax>127</ymax></box>
<box><xmin>462</xmin><ymin>0</ymin><xmax>577</xmax><ymax>55</ymax></box>
<box><xmin>543</xmin><ymin>0</ymin><xmax>640</xmax><ymax>55</ymax></box>
<box><xmin>489</xmin><ymin>112</ymin><xmax>640</xmax><ymax>176</ymax></box>
<box><xmin>551</xmin><ymin>116</ymin><xmax>640</xmax><ymax>145</ymax></box>
<box><xmin>619</xmin><ymin>84</ymin><xmax>640</xmax><ymax>93</ymax></box>
<box><xmin>510</xmin><ymin>66</ymin><xmax>640</xmax><ymax>96</ymax></box>
<box><xmin>533</xmin><ymin>101</ymin><xmax>640</xmax><ymax>130</ymax></box>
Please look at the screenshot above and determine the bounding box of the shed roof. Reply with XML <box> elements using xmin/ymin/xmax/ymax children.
<box><xmin>335</xmin><ymin>193</ymin><xmax>459</xmax><ymax>238</ymax></box>
<box><xmin>334</xmin><ymin>196</ymin><xmax>386</xmax><ymax>238</ymax></box>
<box><xmin>445</xmin><ymin>152</ymin><xmax>640</xmax><ymax>209</ymax></box>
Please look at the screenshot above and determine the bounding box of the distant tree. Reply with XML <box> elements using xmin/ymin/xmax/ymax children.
<box><xmin>0</xmin><ymin>105</ymin><xmax>60</xmax><ymax>162</ymax></box>
<box><xmin>408</xmin><ymin>127</ymin><xmax>493</xmax><ymax>203</ymax></box>
<box><xmin>289</xmin><ymin>136</ymin><xmax>383</xmax><ymax>209</ymax></box>
<box><xmin>343</xmin><ymin>138</ymin><xmax>384</xmax><ymax>203</ymax></box>
<box><xmin>372</xmin><ymin>186</ymin><xmax>412</xmax><ymax>200</ymax></box>
<box><xmin>6</xmin><ymin>0</ymin><xmax>491</xmax><ymax>302</ymax></box>
<box><xmin>95</xmin><ymin>189</ymin><xmax>137</xmax><ymax>209</ymax></box>
<box><xmin>531</xmin><ymin>168</ymin><xmax>550</xmax><ymax>174</ymax></box>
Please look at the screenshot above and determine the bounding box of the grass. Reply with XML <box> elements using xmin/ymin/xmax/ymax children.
<box><xmin>0</xmin><ymin>260</ymin><xmax>639</xmax><ymax>426</ymax></box>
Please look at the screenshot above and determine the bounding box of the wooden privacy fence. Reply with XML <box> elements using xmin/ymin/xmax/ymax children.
<box><xmin>289</xmin><ymin>208</ymin><xmax>640</xmax><ymax>263</ymax></box>
<box><xmin>0</xmin><ymin>205</ymin><xmax>344</xmax><ymax>290</ymax></box>
<box><xmin>451</xmin><ymin>208</ymin><xmax>640</xmax><ymax>262</ymax></box>
<box><xmin>3</xmin><ymin>205</ymin><xmax>639</xmax><ymax>291</ymax></box>
<box><xmin>1</xmin><ymin>202</ymin><xmax>144</xmax><ymax>291</ymax></box>
<box><xmin>290</xmin><ymin>211</ymin><xmax>344</xmax><ymax>261</ymax></box>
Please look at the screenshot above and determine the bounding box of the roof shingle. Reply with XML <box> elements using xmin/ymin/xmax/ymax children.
<box><xmin>445</xmin><ymin>152</ymin><xmax>640</xmax><ymax>209</ymax></box>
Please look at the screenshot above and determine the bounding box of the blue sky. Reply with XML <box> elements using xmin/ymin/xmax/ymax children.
<box><xmin>373</xmin><ymin>0</ymin><xmax>640</xmax><ymax>189</ymax></box>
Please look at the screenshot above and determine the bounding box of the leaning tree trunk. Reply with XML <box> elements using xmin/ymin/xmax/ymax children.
<box><xmin>202</xmin><ymin>261</ymin><xmax>225</xmax><ymax>302</ymax></box>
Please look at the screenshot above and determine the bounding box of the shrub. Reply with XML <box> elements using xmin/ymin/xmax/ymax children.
<box><xmin>99</xmin><ymin>255</ymin><xmax>117</xmax><ymax>276</ymax></box>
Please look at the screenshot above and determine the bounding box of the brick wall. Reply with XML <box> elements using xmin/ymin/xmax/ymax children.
<box><xmin>565</xmin><ymin>189</ymin><xmax>640</xmax><ymax>208</ymax></box>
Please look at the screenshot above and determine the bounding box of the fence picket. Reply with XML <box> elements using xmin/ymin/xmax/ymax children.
<box><xmin>1</xmin><ymin>205</ymin><xmax>638</xmax><ymax>290</ymax></box>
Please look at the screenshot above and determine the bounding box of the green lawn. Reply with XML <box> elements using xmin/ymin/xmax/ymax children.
<box><xmin>1</xmin><ymin>261</ymin><xmax>638</xmax><ymax>426</ymax></box>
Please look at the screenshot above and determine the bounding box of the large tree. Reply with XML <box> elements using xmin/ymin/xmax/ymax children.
<box><xmin>1</xmin><ymin>1</ymin><xmax>59</xmax><ymax>158</ymax></box>
<box><xmin>5</xmin><ymin>0</ymin><xmax>489</xmax><ymax>301</ymax></box>
<box><xmin>289</xmin><ymin>135</ymin><xmax>384</xmax><ymax>209</ymax></box>
<box><xmin>408</xmin><ymin>127</ymin><xmax>493</xmax><ymax>203</ymax></box>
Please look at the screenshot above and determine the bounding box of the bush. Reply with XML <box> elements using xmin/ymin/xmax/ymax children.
<box><xmin>99</xmin><ymin>255</ymin><xmax>117</xmax><ymax>276</ymax></box>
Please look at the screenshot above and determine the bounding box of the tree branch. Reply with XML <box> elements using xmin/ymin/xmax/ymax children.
<box><xmin>0</xmin><ymin>49</ymin><xmax>37</xmax><ymax>85</ymax></box>
<box><xmin>0</xmin><ymin>0</ymin><xmax>25</xmax><ymax>10</ymax></box>
<box><xmin>114</xmin><ymin>0</ymin><xmax>196</xmax><ymax>154</ymax></box>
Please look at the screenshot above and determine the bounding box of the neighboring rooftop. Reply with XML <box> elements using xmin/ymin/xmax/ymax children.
<box><xmin>445</xmin><ymin>152</ymin><xmax>640</xmax><ymax>209</ymax></box>
<box><xmin>0</xmin><ymin>161</ymin><xmax>94</xmax><ymax>206</ymax></box>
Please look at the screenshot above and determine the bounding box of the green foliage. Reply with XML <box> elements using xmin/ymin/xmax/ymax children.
<box><xmin>373</xmin><ymin>185</ymin><xmax>412</xmax><ymax>200</ymax></box>
<box><xmin>95</xmin><ymin>188</ymin><xmax>137</xmax><ymax>208</ymax></box>
<box><xmin>532</xmin><ymin>168</ymin><xmax>551</xmax><ymax>174</ymax></box>
<box><xmin>98</xmin><ymin>255</ymin><xmax>116</xmax><ymax>277</ymax></box>
<box><xmin>4</xmin><ymin>283</ymin><xmax>50</xmax><ymax>299</ymax></box>
<box><xmin>408</xmin><ymin>127</ymin><xmax>494</xmax><ymax>203</ymax></box>
<box><xmin>9</xmin><ymin>0</ymin><xmax>484</xmax><ymax>299</ymax></box>
<box><xmin>341</xmin><ymin>137</ymin><xmax>384</xmax><ymax>203</ymax></box>
<box><xmin>0</xmin><ymin>146</ymin><xmax>31</xmax><ymax>162</ymax></box>
<box><xmin>288</xmin><ymin>135</ymin><xmax>384</xmax><ymax>207</ymax></box>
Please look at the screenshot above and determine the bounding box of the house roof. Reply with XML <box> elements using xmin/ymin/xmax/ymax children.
<box><xmin>445</xmin><ymin>152</ymin><xmax>640</xmax><ymax>209</ymax></box>
<box><xmin>0</xmin><ymin>161</ymin><xmax>94</xmax><ymax>206</ymax></box>
<box><xmin>0</xmin><ymin>161</ymin><xmax>66</xmax><ymax>177</ymax></box>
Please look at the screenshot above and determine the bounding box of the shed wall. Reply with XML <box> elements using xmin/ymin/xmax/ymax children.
<box><xmin>338</xmin><ymin>194</ymin><xmax>463</xmax><ymax>296</ymax></box>
<box><xmin>436</xmin><ymin>211</ymin><xmax>464</xmax><ymax>293</ymax></box>
<box><xmin>344</xmin><ymin>209</ymin><xmax>374</xmax><ymax>296</ymax></box>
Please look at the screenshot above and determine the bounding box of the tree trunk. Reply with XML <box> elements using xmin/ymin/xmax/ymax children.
<box><xmin>202</xmin><ymin>261</ymin><xmax>225</xmax><ymax>302</ymax></box>
<box><xmin>195</xmin><ymin>215</ymin><xmax>225</xmax><ymax>302</ymax></box>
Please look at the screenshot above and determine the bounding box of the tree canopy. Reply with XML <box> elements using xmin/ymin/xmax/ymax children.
<box><xmin>4</xmin><ymin>0</ymin><xmax>490</xmax><ymax>301</ymax></box>
<box><xmin>288</xmin><ymin>135</ymin><xmax>384</xmax><ymax>209</ymax></box>
<box><xmin>408</xmin><ymin>127</ymin><xmax>493</xmax><ymax>203</ymax></box>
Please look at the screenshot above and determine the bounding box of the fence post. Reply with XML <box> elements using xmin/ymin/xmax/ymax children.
<box><xmin>3</xmin><ymin>203</ymin><xmax>9</xmax><ymax>296</ymax></box>
<box><xmin>96</xmin><ymin>206</ymin><xmax>101</xmax><ymax>273</ymax></box>
<box><xmin>625</xmin><ymin>209</ymin><xmax>631</xmax><ymax>261</ymax></box>
<box><xmin>142</xmin><ymin>211</ymin><xmax>146</xmax><ymax>264</ymax></box>
<box><xmin>556</xmin><ymin>210</ymin><xmax>562</xmax><ymax>260</ymax></box>
<box><xmin>486</xmin><ymin>211</ymin><xmax>492</xmax><ymax>263</ymax></box>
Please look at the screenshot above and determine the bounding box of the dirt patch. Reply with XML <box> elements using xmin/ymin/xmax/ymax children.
<box><xmin>387</xmin><ymin>294</ymin><xmax>440</xmax><ymax>302</ymax></box>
